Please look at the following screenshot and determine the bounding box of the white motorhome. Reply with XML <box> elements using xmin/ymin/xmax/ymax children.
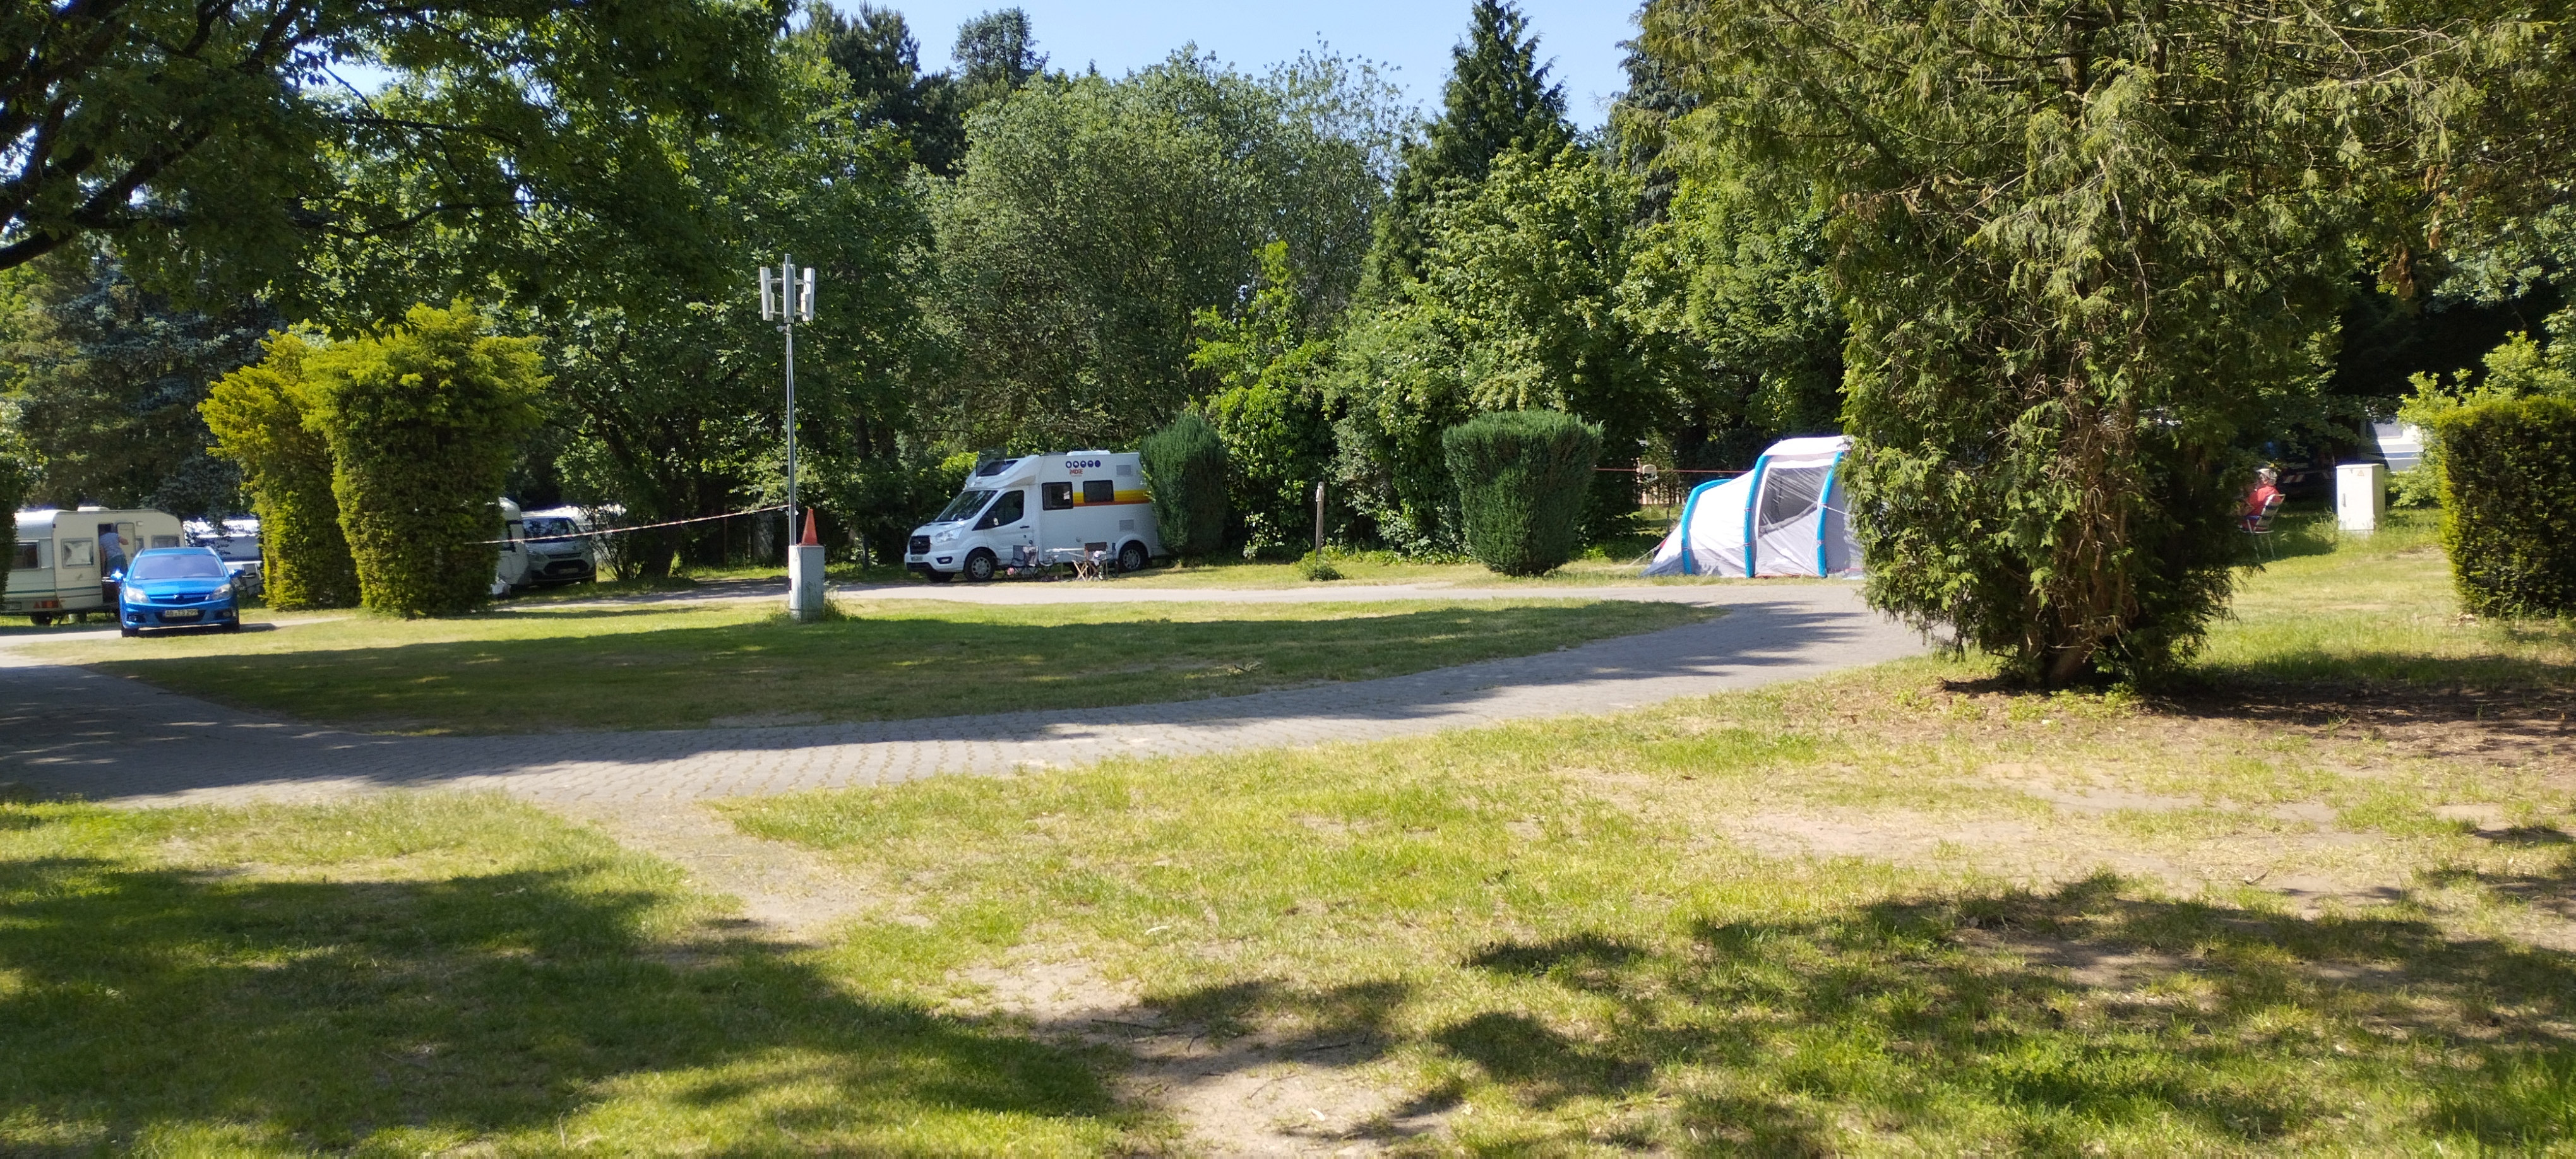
<box><xmin>7</xmin><ymin>507</ymin><xmax>186</xmax><ymax>623</ymax></box>
<box><xmin>905</xmin><ymin>451</ymin><xmax>1164</xmax><ymax>582</ymax></box>
<box><xmin>492</xmin><ymin>499</ymin><xmax>599</xmax><ymax>593</ymax></box>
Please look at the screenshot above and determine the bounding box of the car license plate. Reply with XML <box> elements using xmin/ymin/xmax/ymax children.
<box><xmin>162</xmin><ymin>609</ymin><xmax>201</xmax><ymax>621</ymax></box>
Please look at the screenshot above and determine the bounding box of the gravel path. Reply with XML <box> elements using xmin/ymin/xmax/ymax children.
<box><xmin>0</xmin><ymin>583</ymin><xmax>1919</xmax><ymax>809</ymax></box>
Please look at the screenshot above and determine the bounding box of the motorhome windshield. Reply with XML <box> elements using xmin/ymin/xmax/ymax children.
<box><xmin>934</xmin><ymin>490</ymin><xmax>996</xmax><ymax>523</ymax></box>
<box><xmin>973</xmin><ymin>458</ymin><xmax>1018</xmax><ymax>478</ymax></box>
<box><xmin>524</xmin><ymin>517</ymin><xmax>580</xmax><ymax>539</ymax></box>
<box><xmin>128</xmin><ymin>553</ymin><xmax>225</xmax><ymax>580</ymax></box>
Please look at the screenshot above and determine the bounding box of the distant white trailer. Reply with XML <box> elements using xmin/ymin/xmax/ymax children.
<box><xmin>7</xmin><ymin>507</ymin><xmax>186</xmax><ymax>622</ymax></box>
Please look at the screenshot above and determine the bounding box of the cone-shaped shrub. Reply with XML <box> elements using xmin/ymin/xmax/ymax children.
<box><xmin>202</xmin><ymin>331</ymin><xmax>361</xmax><ymax>609</ymax></box>
<box><xmin>1140</xmin><ymin>412</ymin><xmax>1228</xmax><ymax>558</ymax></box>
<box><xmin>307</xmin><ymin>303</ymin><xmax>545</xmax><ymax>617</ymax></box>
<box><xmin>2435</xmin><ymin>396</ymin><xmax>2576</xmax><ymax>618</ymax></box>
<box><xmin>1443</xmin><ymin>410</ymin><xmax>1600</xmax><ymax>576</ymax></box>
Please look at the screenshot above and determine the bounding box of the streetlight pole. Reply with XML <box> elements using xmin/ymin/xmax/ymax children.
<box><xmin>760</xmin><ymin>254</ymin><xmax>819</xmax><ymax>617</ymax></box>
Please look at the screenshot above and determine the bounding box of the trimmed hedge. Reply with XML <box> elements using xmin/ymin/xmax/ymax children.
<box><xmin>1140</xmin><ymin>412</ymin><xmax>1228</xmax><ymax>558</ymax></box>
<box><xmin>1442</xmin><ymin>410</ymin><xmax>1601</xmax><ymax>576</ymax></box>
<box><xmin>2434</xmin><ymin>396</ymin><xmax>2576</xmax><ymax>618</ymax></box>
<box><xmin>307</xmin><ymin>303</ymin><xmax>544</xmax><ymax>617</ymax></box>
<box><xmin>201</xmin><ymin>331</ymin><xmax>362</xmax><ymax>609</ymax></box>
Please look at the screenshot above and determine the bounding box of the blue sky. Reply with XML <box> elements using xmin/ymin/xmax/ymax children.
<box><xmin>837</xmin><ymin>0</ymin><xmax>1643</xmax><ymax>126</ymax></box>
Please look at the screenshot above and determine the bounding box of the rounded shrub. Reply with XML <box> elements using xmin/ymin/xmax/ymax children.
<box><xmin>202</xmin><ymin>331</ymin><xmax>362</xmax><ymax>609</ymax></box>
<box><xmin>1140</xmin><ymin>412</ymin><xmax>1229</xmax><ymax>559</ymax></box>
<box><xmin>2433</xmin><ymin>396</ymin><xmax>2576</xmax><ymax>618</ymax></box>
<box><xmin>1441</xmin><ymin>410</ymin><xmax>1601</xmax><ymax>576</ymax></box>
<box><xmin>306</xmin><ymin>303</ymin><xmax>545</xmax><ymax>617</ymax></box>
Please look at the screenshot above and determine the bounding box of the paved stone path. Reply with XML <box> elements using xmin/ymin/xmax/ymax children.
<box><xmin>0</xmin><ymin>583</ymin><xmax>1920</xmax><ymax>809</ymax></box>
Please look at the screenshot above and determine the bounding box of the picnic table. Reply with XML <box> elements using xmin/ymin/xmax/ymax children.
<box><xmin>1036</xmin><ymin>546</ymin><xmax>1112</xmax><ymax>580</ymax></box>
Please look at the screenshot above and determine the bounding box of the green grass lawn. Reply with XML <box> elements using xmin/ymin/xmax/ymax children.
<box><xmin>6</xmin><ymin>512</ymin><xmax>2570</xmax><ymax>1155</ymax></box>
<box><xmin>0</xmin><ymin>792</ymin><xmax>1154</xmax><ymax>1155</ymax></box>
<box><xmin>712</xmin><ymin>511</ymin><xmax>2576</xmax><ymax>1154</ymax></box>
<box><xmin>25</xmin><ymin>597</ymin><xmax>1708</xmax><ymax>734</ymax></box>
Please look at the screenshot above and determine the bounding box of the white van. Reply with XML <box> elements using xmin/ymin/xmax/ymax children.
<box><xmin>7</xmin><ymin>507</ymin><xmax>187</xmax><ymax>623</ymax></box>
<box><xmin>184</xmin><ymin>515</ymin><xmax>264</xmax><ymax>596</ymax></box>
<box><xmin>905</xmin><ymin>451</ymin><xmax>1164</xmax><ymax>582</ymax></box>
<box><xmin>493</xmin><ymin>499</ymin><xmax>599</xmax><ymax>592</ymax></box>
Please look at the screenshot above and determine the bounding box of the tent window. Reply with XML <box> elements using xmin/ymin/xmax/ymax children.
<box><xmin>1757</xmin><ymin>467</ymin><xmax>1829</xmax><ymax>532</ymax></box>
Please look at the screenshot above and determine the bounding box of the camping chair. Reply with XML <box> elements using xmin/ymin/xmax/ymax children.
<box><xmin>2241</xmin><ymin>492</ymin><xmax>2285</xmax><ymax>559</ymax></box>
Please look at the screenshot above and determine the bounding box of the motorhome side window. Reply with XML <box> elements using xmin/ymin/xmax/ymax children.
<box><xmin>11</xmin><ymin>542</ymin><xmax>41</xmax><ymax>570</ymax></box>
<box><xmin>1082</xmin><ymin>480</ymin><xmax>1115</xmax><ymax>504</ymax></box>
<box><xmin>975</xmin><ymin>490</ymin><xmax>1025</xmax><ymax>530</ymax></box>
<box><xmin>59</xmin><ymin>538</ymin><xmax>93</xmax><ymax>568</ymax></box>
<box><xmin>1042</xmin><ymin>482</ymin><xmax>1074</xmax><ymax>511</ymax></box>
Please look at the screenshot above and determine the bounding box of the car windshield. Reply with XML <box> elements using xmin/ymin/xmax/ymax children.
<box><xmin>933</xmin><ymin>489</ymin><xmax>995</xmax><ymax>523</ymax></box>
<box><xmin>128</xmin><ymin>552</ymin><xmax>225</xmax><ymax>580</ymax></box>
<box><xmin>525</xmin><ymin>518</ymin><xmax>578</xmax><ymax>538</ymax></box>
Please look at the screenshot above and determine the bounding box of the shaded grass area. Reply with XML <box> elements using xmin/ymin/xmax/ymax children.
<box><xmin>720</xmin><ymin>521</ymin><xmax>2576</xmax><ymax>1153</ymax></box>
<box><xmin>0</xmin><ymin>792</ymin><xmax>1150</xmax><ymax>1155</ymax></box>
<box><xmin>31</xmin><ymin>597</ymin><xmax>1705</xmax><ymax>735</ymax></box>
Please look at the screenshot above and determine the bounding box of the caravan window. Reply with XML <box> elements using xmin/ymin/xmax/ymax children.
<box><xmin>59</xmin><ymin>538</ymin><xmax>93</xmax><ymax>568</ymax></box>
<box><xmin>1082</xmin><ymin>480</ymin><xmax>1115</xmax><ymax>504</ymax></box>
<box><xmin>975</xmin><ymin>490</ymin><xmax>1026</xmax><ymax>530</ymax></box>
<box><xmin>11</xmin><ymin>542</ymin><xmax>42</xmax><ymax>571</ymax></box>
<box><xmin>934</xmin><ymin>489</ymin><xmax>995</xmax><ymax>523</ymax></box>
<box><xmin>1041</xmin><ymin>483</ymin><xmax>1074</xmax><ymax>511</ymax></box>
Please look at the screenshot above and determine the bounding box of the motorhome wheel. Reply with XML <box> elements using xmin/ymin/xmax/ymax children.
<box><xmin>1118</xmin><ymin>542</ymin><xmax>1147</xmax><ymax>573</ymax></box>
<box><xmin>963</xmin><ymin>549</ymin><xmax>999</xmax><ymax>583</ymax></box>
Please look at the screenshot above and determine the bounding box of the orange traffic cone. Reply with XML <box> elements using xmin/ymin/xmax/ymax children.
<box><xmin>799</xmin><ymin>510</ymin><xmax>821</xmax><ymax>545</ymax></box>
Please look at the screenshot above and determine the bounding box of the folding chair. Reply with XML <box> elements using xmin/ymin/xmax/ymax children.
<box><xmin>2241</xmin><ymin>492</ymin><xmax>2285</xmax><ymax>559</ymax></box>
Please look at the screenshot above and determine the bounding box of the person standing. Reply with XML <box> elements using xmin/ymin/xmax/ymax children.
<box><xmin>97</xmin><ymin>524</ymin><xmax>125</xmax><ymax>576</ymax></box>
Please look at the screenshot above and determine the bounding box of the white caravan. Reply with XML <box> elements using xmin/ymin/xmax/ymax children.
<box><xmin>905</xmin><ymin>451</ymin><xmax>1164</xmax><ymax>582</ymax></box>
<box><xmin>7</xmin><ymin>507</ymin><xmax>187</xmax><ymax>622</ymax></box>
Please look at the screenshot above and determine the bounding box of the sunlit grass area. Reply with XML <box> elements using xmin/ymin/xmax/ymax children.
<box><xmin>0</xmin><ymin>792</ymin><xmax>1155</xmax><ymax>1155</ymax></box>
<box><xmin>2202</xmin><ymin>506</ymin><xmax>2576</xmax><ymax>687</ymax></box>
<box><xmin>24</xmin><ymin>597</ymin><xmax>1708</xmax><ymax>734</ymax></box>
<box><xmin>715</xmin><ymin>514</ymin><xmax>2576</xmax><ymax>1154</ymax></box>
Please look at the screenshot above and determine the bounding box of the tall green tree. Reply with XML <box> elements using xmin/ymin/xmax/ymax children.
<box><xmin>1643</xmin><ymin>0</ymin><xmax>2457</xmax><ymax>684</ymax></box>
<box><xmin>811</xmin><ymin>3</ymin><xmax>969</xmax><ymax>174</ymax></box>
<box><xmin>0</xmin><ymin>0</ymin><xmax>782</xmax><ymax>301</ymax></box>
<box><xmin>953</xmin><ymin>8</ymin><xmax>1046</xmax><ymax>104</ymax></box>
<box><xmin>1333</xmin><ymin>148</ymin><xmax>1647</xmax><ymax>548</ymax></box>
<box><xmin>2</xmin><ymin>251</ymin><xmax>270</xmax><ymax>518</ymax></box>
<box><xmin>924</xmin><ymin>49</ymin><xmax>1401</xmax><ymax>452</ymax></box>
<box><xmin>1191</xmin><ymin>242</ymin><xmax>1337</xmax><ymax>552</ymax></box>
<box><xmin>307</xmin><ymin>302</ymin><xmax>545</xmax><ymax>617</ymax></box>
<box><xmin>1373</xmin><ymin>0</ymin><xmax>1572</xmax><ymax>286</ymax></box>
<box><xmin>201</xmin><ymin>331</ymin><xmax>361</xmax><ymax>609</ymax></box>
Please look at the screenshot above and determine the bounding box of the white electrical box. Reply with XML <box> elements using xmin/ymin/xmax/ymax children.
<box><xmin>2336</xmin><ymin>462</ymin><xmax>2387</xmax><ymax>533</ymax></box>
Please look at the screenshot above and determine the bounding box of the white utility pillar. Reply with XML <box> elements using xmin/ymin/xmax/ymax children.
<box><xmin>2335</xmin><ymin>462</ymin><xmax>2387</xmax><ymax>533</ymax></box>
<box><xmin>789</xmin><ymin>522</ymin><xmax>827</xmax><ymax>621</ymax></box>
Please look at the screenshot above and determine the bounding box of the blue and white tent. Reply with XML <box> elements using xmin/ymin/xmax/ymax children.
<box><xmin>1642</xmin><ymin>435</ymin><xmax>1863</xmax><ymax>578</ymax></box>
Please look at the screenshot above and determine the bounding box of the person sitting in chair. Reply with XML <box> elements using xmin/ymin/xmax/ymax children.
<box><xmin>2241</xmin><ymin>467</ymin><xmax>2282</xmax><ymax>530</ymax></box>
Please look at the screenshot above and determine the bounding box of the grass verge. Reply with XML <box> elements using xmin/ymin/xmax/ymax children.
<box><xmin>29</xmin><ymin>597</ymin><xmax>1709</xmax><ymax>735</ymax></box>
<box><xmin>713</xmin><ymin>511</ymin><xmax>2576</xmax><ymax>1154</ymax></box>
<box><xmin>0</xmin><ymin>791</ymin><xmax>1155</xmax><ymax>1155</ymax></box>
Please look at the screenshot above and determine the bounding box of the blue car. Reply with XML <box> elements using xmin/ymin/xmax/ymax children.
<box><xmin>119</xmin><ymin>547</ymin><xmax>242</xmax><ymax>637</ymax></box>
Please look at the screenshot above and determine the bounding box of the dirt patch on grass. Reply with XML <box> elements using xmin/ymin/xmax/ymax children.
<box><xmin>951</xmin><ymin>958</ymin><xmax>1451</xmax><ymax>1156</ymax></box>
<box><xmin>2169</xmin><ymin>681</ymin><xmax>2575</xmax><ymax>773</ymax></box>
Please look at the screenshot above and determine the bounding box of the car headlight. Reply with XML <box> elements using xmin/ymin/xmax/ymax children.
<box><xmin>211</xmin><ymin>582</ymin><xmax>232</xmax><ymax>600</ymax></box>
<box><xmin>933</xmin><ymin>528</ymin><xmax>960</xmax><ymax>545</ymax></box>
<box><xmin>122</xmin><ymin>585</ymin><xmax>145</xmax><ymax>603</ymax></box>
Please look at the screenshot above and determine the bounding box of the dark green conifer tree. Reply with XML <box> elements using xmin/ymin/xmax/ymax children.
<box><xmin>1373</xmin><ymin>0</ymin><xmax>1571</xmax><ymax>285</ymax></box>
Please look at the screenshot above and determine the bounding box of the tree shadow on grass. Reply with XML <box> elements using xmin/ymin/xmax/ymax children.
<box><xmin>1435</xmin><ymin>875</ymin><xmax>2576</xmax><ymax>1153</ymax></box>
<box><xmin>0</xmin><ymin>852</ymin><xmax>1128</xmax><ymax>1154</ymax></box>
